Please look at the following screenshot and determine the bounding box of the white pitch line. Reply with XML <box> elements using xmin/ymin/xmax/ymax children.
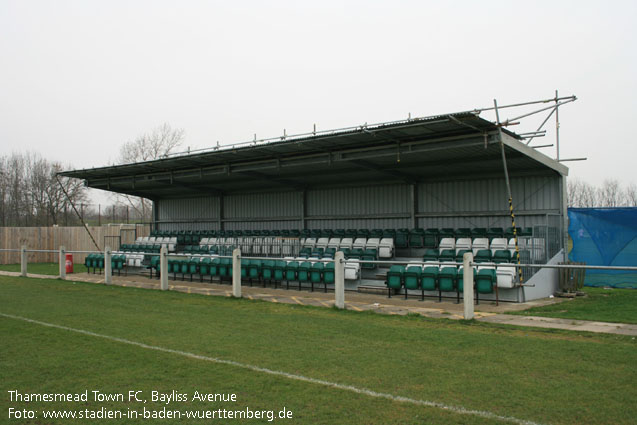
<box><xmin>0</xmin><ymin>312</ymin><xmax>544</xmax><ymax>425</ymax></box>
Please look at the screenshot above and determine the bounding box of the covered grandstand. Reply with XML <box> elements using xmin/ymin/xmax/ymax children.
<box><xmin>60</xmin><ymin>103</ymin><xmax>572</xmax><ymax>302</ymax></box>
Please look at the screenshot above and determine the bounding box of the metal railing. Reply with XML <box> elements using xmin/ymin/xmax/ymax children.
<box><xmin>4</xmin><ymin>246</ymin><xmax>637</xmax><ymax>320</ymax></box>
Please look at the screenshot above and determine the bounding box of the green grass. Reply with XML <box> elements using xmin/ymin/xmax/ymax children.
<box><xmin>0</xmin><ymin>262</ymin><xmax>88</xmax><ymax>275</ymax></box>
<box><xmin>1</xmin><ymin>276</ymin><xmax>636</xmax><ymax>425</ymax></box>
<box><xmin>510</xmin><ymin>286</ymin><xmax>637</xmax><ymax>324</ymax></box>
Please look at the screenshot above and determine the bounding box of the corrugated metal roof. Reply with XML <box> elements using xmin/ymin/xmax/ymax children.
<box><xmin>58</xmin><ymin>113</ymin><xmax>566</xmax><ymax>199</ymax></box>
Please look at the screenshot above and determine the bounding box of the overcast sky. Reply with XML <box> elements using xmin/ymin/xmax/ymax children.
<box><xmin>1</xmin><ymin>0</ymin><xmax>636</xmax><ymax>203</ymax></box>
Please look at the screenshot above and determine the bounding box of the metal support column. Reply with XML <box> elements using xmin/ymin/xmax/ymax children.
<box><xmin>410</xmin><ymin>184</ymin><xmax>417</xmax><ymax>229</ymax></box>
<box><xmin>218</xmin><ymin>194</ymin><xmax>224</xmax><ymax>231</ymax></box>
<box><xmin>301</xmin><ymin>189</ymin><xmax>307</xmax><ymax>230</ymax></box>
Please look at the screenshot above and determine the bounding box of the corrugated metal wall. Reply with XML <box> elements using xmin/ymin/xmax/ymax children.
<box><xmin>417</xmin><ymin>176</ymin><xmax>560</xmax><ymax>229</ymax></box>
<box><xmin>307</xmin><ymin>185</ymin><xmax>409</xmax><ymax>216</ymax></box>
<box><xmin>157</xmin><ymin>197</ymin><xmax>220</xmax><ymax>231</ymax></box>
<box><xmin>225</xmin><ymin>192</ymin><xmax>301</xmax><ymax>218</ymax></box>
<box><xmin>155</xmin><ymin>176</ymin><xmax>562</xmax><ymax>232</ymax></box>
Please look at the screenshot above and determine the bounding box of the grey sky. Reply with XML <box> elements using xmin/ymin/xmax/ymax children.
<box><xmin>1</xmin><ymin>0</ymin><xmax>636</xmax><ymax>203</ymax></box>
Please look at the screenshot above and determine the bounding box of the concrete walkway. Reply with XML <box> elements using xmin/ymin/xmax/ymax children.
<box><xmin>3</xmin><ymin>270</ymin><xmax>637</xmax><ymax>336</ymax></box>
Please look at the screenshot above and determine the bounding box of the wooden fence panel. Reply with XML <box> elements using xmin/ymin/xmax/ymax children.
<box><xmin>0</xmin><ymin>225</ymin><xmax>150</xmax><ymax>265</ymax></box>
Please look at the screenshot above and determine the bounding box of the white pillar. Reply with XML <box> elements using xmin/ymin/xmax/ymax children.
<box><xmin>20</xmin><ymin>245</ymin><xmax>27</xmax><ymax>277</ymax></box>
<box><xmin>59</xmin><ymin>246</ymin><xmax>66</xmax><ymax>280</ymax></box>
<box><xmin>160</xmin><ymin>245</ymin><xmax>168</xmax><ymax>291</ymax></box>
<box><xmin>232</xmin><ymin>248</ymin><xmax>241</xmax><ymax>298</ymax></box>
<box><xmin>104</xmin><ymin>247</ymin><xmax>112</xmax><ymax>285</ymax></box>
<box><xmin>334</xmin><ymin>252</ymin><xmax>345</xmax><ymax>309</ymax></box>
<box><xmin>463</xmin><ymin>252</ymin><xmax>474</xmax><ymax>320</ymax></box>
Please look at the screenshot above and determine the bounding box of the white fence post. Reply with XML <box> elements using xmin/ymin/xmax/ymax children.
<box><xmin>232</xmin><ymin>249</ymin><xmax>241</xmax><ymax>298</ymax></box>
<box><xmin>334</xmin><ymin>252</ymin><xmax>345</xmax><ymax>309</ymax></box>
<box><xmin>104</xmin><ymin>247</ymin><xmax>112</xmax><ymax>285</ymax></box>
<box><xmin>20</xmin><ymin>245</ymin><xmax>27</xmax><ymax>277</ymax></box>
<box><xmin>59</xmin><ymin>246</ymin><xmax>66</xmax><ymax>280</ymax></box>
<box><xmin>160</xmin><ymin>245</ymin><xmax>168</xmax><ymax>291</ymax></box>
<box><xmin>463</xmin><ymin>252</ymin><xmax>474</xmax><ymax>320</ymax></box>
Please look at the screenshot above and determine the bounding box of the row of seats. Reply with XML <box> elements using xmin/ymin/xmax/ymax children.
<box><xmin>148</xmin><ymin>256</ymin><xmax>360</xmax><ymax>292</ymax></box>
<box><xmin>385</xmin><ymin>263</ymin><xmax>516</xmax><ymax>303</ymax></box>
<box><xmin>146</xmin><ymin>227</ymin><xmax>533</xmax><ymax>248</ymax></box>
<box><xmin>424</xmin><ymin>248</ymin><xmax>516</xmax><ymax>264</ymax></box>
<box><xmin>300</xmin><ymin>237</ymin><xmax>394</xmax><ymax>258</ymax></box>
<box><xmin>84</xmin><ymin>253</ymin><xmax>127</xmax><ymax>275</ymax></box>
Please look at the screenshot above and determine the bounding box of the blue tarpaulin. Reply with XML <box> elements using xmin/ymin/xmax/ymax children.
<box><xmin>568</xmin><ymin>208</ymin><xmax>637</xmax><ymax>288</ymax></box>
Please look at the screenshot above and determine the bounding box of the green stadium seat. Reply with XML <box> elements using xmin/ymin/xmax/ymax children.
<box><xmin>248</xmin><ymin>260</ymin><xmax>262</xmax><ymax>286</ymax></box>
<box><xmin>348</xmin><ymin>248</ymin><xmax>364</xmax><ymax>260</ymax></box>
<box><xmin>423</xmin><ymin>249</ymin><xmax>439</xmax><ymax>262</ymax></box>
<box><xmin>385</xmin><ymin>265</ymin><xmax>405</xmax><ymax>298</ymax></box>
<box><xmin>187</xmin><ymin>257</ymin><xmax>200</xmax><ymax>281</ymax></box>
<box><xmin>395</xmin><ymin>230</ymin><xmax>409</xmax><ymax>248</ymax></box>
<box><xmin>487</xmin><ymin>227</ymin><xmax>504</xmax><ymax>241</ymax></box>
<box><xmin>210</xmin><ymin>258</ymin><xmax>221</xmax><ymax>280</ymax></box>
<box><xmin>439</xmin><ymin>249</ymin><xmax>456</xmax><ymax>263</ymax></box>
<box><xmin>455</xmin><ymin>249</ymin><xmax>470</xmax><ymax>263</ymax></box>
<box><xmin>273</xmin><ymin>260</ymin><xmax>287</xmax><ymax>288</ymax></box>
<box><xmin>424</xmin><ymin>229</ymin><xmax>439</xmax><ymax>248</ymax></box>
<box><xmin>403</xmin><ymin>265</ymin><xmax>422</xmax><ymax>300</ymax></box>
<box><xmin>474</xmin><ymin>249</ymin><xmax>492</xmax><ymax>264</ymax></box>
<box><xmin>471</xmin><ymin>228</ymin><xmax>487</xmax><ymax>238</ymax></box>
<box><xmin>408</xmin><ymin>229</ymin><xmax>424</xmax><ymax>248</ymax></box>
<box><xmin>438</xmin><ymin>267</ymin><xmax>457</xmax><ymax>301</ymax></box>
<box><xmin>298</xmin><ymin>261</ymin><xmax>311</xmax><ymax>290</ymax></box>
<box><xmin>200</xmin><ymin>257</ymin><xmax>212</xmax><ymax>282</ymax></box>
<box><xmin>456</xmin><ymin>228</ymin><xmax>471</xmax><ymax>238</ymax></box>
<box><xmin>261</xmin><ymin>260</ymin><xmax>275</xmax><ymax>287</ymax></box>
<box><xmin>285</xmin><ymin>261</ymin><xmax>299</xmax><ymax>290</ymax></box>
<box><xmin>439</xmin><ymin>228</ymin><xmax>455</xmax><ymax>239</ymax></box>
<box><xmin>420</xmin><ymin>264</ymin><xmax>439</xmax><ymax>294</ymax></box>
<box><xmin>323</xmin><ymin>262</ymin><xmax>335</xmax><ymax>291</ymax></box>
<box><xmin>310</xmin><ymin>262</ymin><xmax>324</xmax><ymax>292</ymax></box>
<box><xmin>361</xmin><ymin>249</ymin><xmax>378</xmax><ymax>269</ymax></box>
<box><xmin>148</xmin><ymin>255</ymin><xmax>160</xmax><ymax>279</ymax></box>
<box><xmin>476</xmin><ymin>268</ymin><xmax>496</xmax><ymax>304</ymax></box>
<box><xmin>493</xmin><ymin>250</ymin><xmax>512</xmax><ymax>264</ymax></box>
<box><xmin>218</xmin><ymin>258</ymin><xmax>232</xmax><ymax>283</ymax></box>
<box><xmin>456</xmin><ymin>266</ymin><xmax>477</xmax><ymax>304</ymax></box>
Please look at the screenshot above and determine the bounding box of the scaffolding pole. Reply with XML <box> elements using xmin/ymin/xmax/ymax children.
<box><xmin>494</xmin><ymin>100</ymin><xmax>523</xmax><ymax>303</ymax></box>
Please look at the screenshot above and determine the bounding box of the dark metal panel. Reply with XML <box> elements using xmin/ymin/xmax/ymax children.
<box><xmin>157</xmin><ymin>197</ymin><xmax>219</xmax><ymax>223</ymax></box>
<box><xmin>224</xmin><ymin>191</ymin><xmax>302</xmax><ymax>218</ymax></box>
<box><xmin>306</xmin><ymin>184</ymin><xmax>410</xmax><ymax>216</ymax></box>
<box><xmin>224</xmin><ymin>220</ymin><xmax>300</xmax><ymax>231</ymax></box>
<box><xmin>306</xmin><ymin>218</ymin><xmax>411</xmax><ymax>230</ymax></box>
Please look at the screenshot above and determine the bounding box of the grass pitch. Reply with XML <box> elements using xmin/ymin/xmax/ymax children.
<box><xmin>510</xmin><ymin>286</ymin><xmax>637</xmax><ymax>324</ymax></box>
<box><xmin>1</xmin><ymin>276</ymin><xmax>636</xmax><ymax>424</ymax></box>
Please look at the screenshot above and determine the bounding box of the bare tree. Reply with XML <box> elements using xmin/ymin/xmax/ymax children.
<box><xmin>0</xmin><ymin>152</ymin><xmax>87</xmax><ymax>226</ymax></box>
<box><xmin>625</xmin><ymin>183</ymin><xmax>637</xmax><ymax>207</ymax></box>
<box><xmin>597</xmin><ymin>179</ymin><xmax>625</xmax><ymax>207</ymax></box>
<box><xmin>113</xmin><ymin>123</ymin><xmax>185</xmax><ymax>221</ymax></box>
<box><xmin>567</xmin><ymin>178</ymin><xmax>599</xmax><ymax>207</ymax></box>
